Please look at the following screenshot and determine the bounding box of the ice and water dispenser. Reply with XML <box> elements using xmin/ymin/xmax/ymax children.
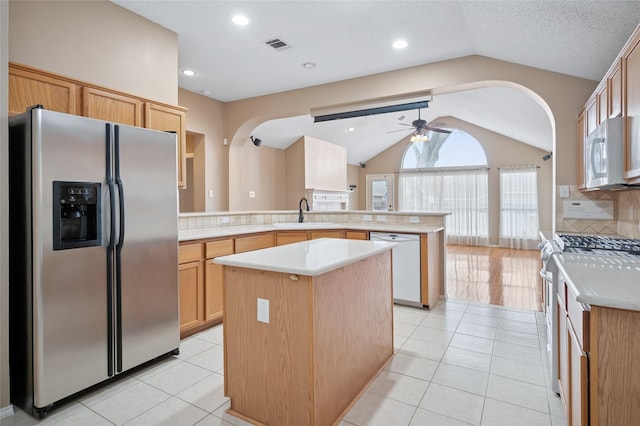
<box><xmin>53</xmin><ymin>181</ymin><xmax>102</xmax><ymax>250</ymax></box>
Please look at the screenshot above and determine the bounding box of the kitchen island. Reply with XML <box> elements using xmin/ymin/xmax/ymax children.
<box><xmin>214</xmin><ymin>238</ymin><xmax>396</xmax><ymax>426</ymax></box>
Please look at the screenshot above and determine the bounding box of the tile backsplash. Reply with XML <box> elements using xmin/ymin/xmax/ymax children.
<box><xmin>556</xmin><ymin>185</ymin><xmax>640</xmax><ymax>238</ymax></box>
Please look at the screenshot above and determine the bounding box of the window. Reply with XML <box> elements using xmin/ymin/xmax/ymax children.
<box><xmin>499</xmin><ymin>166</ymin><xmax>539</xmax><ymax>249</ymax></box>
<box><xmin>399</xmin><ymin>129</ymin><xmax>489</xmax><ymax>245</ymax></box>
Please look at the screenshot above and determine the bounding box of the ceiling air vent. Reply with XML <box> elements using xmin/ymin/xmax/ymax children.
<box><xmin>265</xmin><ymin>38</ymin><xmax>290</xmax><ymax>51</ymax></box>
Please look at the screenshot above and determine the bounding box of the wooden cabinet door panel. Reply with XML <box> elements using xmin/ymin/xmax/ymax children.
<box><xmin>235</xmin><ymin>233</ymin><xmax>275</xmax><ymax>253</ymax></box>
<box><xmin>345</xmin><ymin>231</ymin><xmax>368</xmax><ymax>240</ymax></box>
<box><xmin>609</xmin><ymin>61</ymin><xmax>623</xmax><ymax>118</ymax></box>
<box><xmin>276</xmin><ymin>232</ymin><xmax>308</xmax><ymax>246</ymax></box>
<box><xmin>179</xmin><ymin>243</ymin><xmax>203</xmax><ymax>264</ymax></box>
<box><xmin>586</xmin><ymin>97</ymin><xmax>598</xmax><ymax>136</ymax></box>
<box><xmin>597</xmin><ymin>84</ymin><xmax>608</xmax><ymax>125</ymax></box>
<box><xmin>558</xmin><ymin>299</ymin><xmax>569</xmax><ymax>409</ymax></box>
<box><xmin>577</xmin><ymin>110</ymin><xmax>586</xmax><ymax>189</ymax></box>
<box><xmin>82</xmin><ymin>87</ymin><xmax>142</xmax><ymax>126</ymax></box>
<box><xmin>624</xmin><ymin>32</ymin><xmax>640</xmax><ymax>179</ymax></box>
<box><xmin>205</xmin><ymin>261</ymin><xmax>224</xmax><ymax>322</ymax></box>
<box><xmin>310</xmin><ymin>230</ymin><xmax>343</xmax><ymax>239</ymax></box>
<box><xmin>9</xmin><ymin>67</ymin><xmax>76</xmax><ymax>116</ymax></box>
<box><xmin>145</xmin><ymin>102</ymin><xmax>187</xmax><ymax>188</ymax></box>
<box><xmin>179</xmin><ymin>261</ymin><xmax>205</xmax><ymax>333</ymax></box>
<box><xmin>569</xmin><ymin>322</ymin><xmax>589</xmax><ymax>426</ymax></box>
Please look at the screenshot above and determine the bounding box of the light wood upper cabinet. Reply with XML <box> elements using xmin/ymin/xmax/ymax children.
<box><xmin>609</xmin><ymin>59</ymin><xmax>623</xmax><ymax>119</ymax></box>
<box><xmin>8</xmin><ymin>65</ymin><xmax>76</xmax><ymax>116</ymax></box>
<box><xmin>144</xmin><ymin>102</ymin><xmax>188</xmax><ymax>189</ymax></box>
<box><xmin>577</xmin><ymin>109</ymin><xmax>586</xmax><ymax>190</ymax></box>
<box><xmin>82</xmin><ymin>87</ymin><xmax>142</xmax><ymax>126</ymax></box>
<box><xmin>585</xmin><ymin>96</ymin><xmax>598</xmax><ymax>136</ymax></box>
<box><xmin>623</xmin><ymin>29</ymin><xmax>640</xmax><ymax>180</ymax></box>
<box><xmin>596</xmin><ymin>83</ymin><xmax>608</xmax><ymax>125</ymax></box>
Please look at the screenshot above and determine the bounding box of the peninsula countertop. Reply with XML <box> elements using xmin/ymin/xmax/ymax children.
<box><xmin>213</xmin><ymin>238</ymin><xmax>397</xmax><ymax>276</ymax></box>
<box><xmin>179</xmin><ymin>223</ymin><xmax>445</xmax><ymax>241</ymax></box>
<box><xmin>554</xmin><ymin>253</ymin><xmax>640</xmax><ymax>311</ymax></box>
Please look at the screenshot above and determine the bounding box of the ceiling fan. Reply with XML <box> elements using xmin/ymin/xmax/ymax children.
<box><xmin>388</xmin><ymin>109</ymin><xmax>452</xmax><ymax>141</ymax></box>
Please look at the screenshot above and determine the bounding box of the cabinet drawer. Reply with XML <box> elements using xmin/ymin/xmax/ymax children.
<box><xmin>206</xmin><ymin>239</ymin><xmax>234</xmax><ymax>259</ymax></box>
<box><xmin>235</xmin><ymin>233</ymin><xmax>275</xmax><ymax>253</ymax></box>
<box><xmin>567</xmin><ymin>284</ymin><xmax>590</xmax><ymax>351</ymax></box>
<box><xmin>179</xmin><ymin>243</ymin><xmax>204</xmax><ymax>264</ymax></box>
<box><xmin>310</xmin><ymin>230</ymin><xmax>343</xmax><ymax>239</ymax></box>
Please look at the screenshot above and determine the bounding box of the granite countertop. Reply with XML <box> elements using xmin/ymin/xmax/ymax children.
<box><xmin>213</xmin><ymin>238</ymin><xmax>397</xmax><ymax>276</ymax></box>
<box><xmin>179</xmin><ymin>223</ymin><xmax>445</xmax><ymax>241</ymax></box>
<box><xmin>554</xmin><ymin>253</ymin><xmax>640</xmax><ymax>311</ymax></box>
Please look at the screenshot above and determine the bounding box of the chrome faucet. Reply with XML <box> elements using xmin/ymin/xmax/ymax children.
<box><xmin>298</xmin><ymin>197</ymin><xmax>310</xmax><ymax>223</ymax></box>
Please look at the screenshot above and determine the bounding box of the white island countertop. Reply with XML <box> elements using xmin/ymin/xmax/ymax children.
<box><xmin>213</xmin><ymin>238</ymin><xmax>397</xmax><ymax>276</ymax></box>
<box><xmin>555</xmin><ymin>253</ymin><xmax>640</xmax><ymax>311</ymax></box>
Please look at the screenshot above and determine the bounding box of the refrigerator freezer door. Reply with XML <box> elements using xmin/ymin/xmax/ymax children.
<box><xmin>33</xmin><ymin>109</ymin><xmax>110</xmax><ymax>407</ymax></box>
<box><xmin>115</xmin><ymin>124</ymin><xmax>179</xmax><ymax>372</ymax></box>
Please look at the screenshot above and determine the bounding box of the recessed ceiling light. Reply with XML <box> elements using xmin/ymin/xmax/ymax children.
<box><xmin>392</xmin><ymin>39</ymin><xmax>408</xmax><ymax>49</ymax></box>
<box><xmin>181</xmin><ymin>69</ymin><xmax>197</xmax><ymax>77</ymax></box>
<box><xmin>232</xmin><ymin>14</ymin><xmax>249</xmax><ymax>26</ymax></box>
<box><xmin>200</xmin><ymin>90</ymin><xmax>211</xmax><ymax>95</ymax></box>
<box><xmin>302</xmin><ymin>62</ymin><xmax>316</xmax><ymax>69</ymax></box>
<box><xmin>347</xmin><ymin>125</ymin><xmax>355</xmax><ymax>133</ymax></box>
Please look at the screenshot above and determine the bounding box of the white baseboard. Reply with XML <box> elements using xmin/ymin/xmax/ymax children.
<box><xmin>0</xmin><ymin>404</ymin><xmax>15</xmax><ymax>419</ymax></box>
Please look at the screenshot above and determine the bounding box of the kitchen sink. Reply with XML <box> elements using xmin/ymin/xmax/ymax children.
<box><xmin>272</xmin><ymin>222</ymin><xmax>338</xmax><ymax>229</ymax></box>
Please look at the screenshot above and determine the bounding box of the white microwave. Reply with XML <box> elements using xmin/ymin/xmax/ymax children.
<box><xmin>585</xmin><ymin>117</ymin><xmax>625</xmax><ymax>189</ymax></box>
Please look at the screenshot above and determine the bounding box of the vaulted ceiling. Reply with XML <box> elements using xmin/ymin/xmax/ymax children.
<box><xmin>114</xmin><ymin>1</ymin><xmax>640</xmax><ymax>163</ymax></box>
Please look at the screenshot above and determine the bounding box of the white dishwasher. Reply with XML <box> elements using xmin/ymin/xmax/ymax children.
<box><xmin>370</xmin><ymin>232</ymin><xmax>421</xmax><ymax>307</ymax></box>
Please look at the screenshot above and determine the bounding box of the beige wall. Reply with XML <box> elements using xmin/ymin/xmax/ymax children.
<box><xmin>285</xmin><ymin>137</ymin><xmax>305</xmax><ymax>210</ymax></box>
<box><xmin>178</xmin><ymin>89</ymin><xmax>228</xmax><ymax>211</ymax></box>
<box><xmin>229</xmin><ymin>138</ymin><xmax>286</xmax><ymax>211</ymax></box>
<box><xmin>9</xmin><ymin>0</ymin><xmax>178</xmax><ymax>105</ymax></box>
<box><xmin>358</xmin><ymin>117</ymin><xmax>553</xmax><ymax>245</ymax></box>
<box><xmin>1</xmin><ymin>0</ymin><xmax>9</xmax><ymax>412</ymax></box>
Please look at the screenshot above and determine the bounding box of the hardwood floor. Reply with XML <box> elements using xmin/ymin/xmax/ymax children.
<box><xmin>445</xmin><ymin>244</ymin><xmax>543</xmax><ymax>311</ymax></box>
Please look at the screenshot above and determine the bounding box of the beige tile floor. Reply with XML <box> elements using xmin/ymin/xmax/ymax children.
<box><xmin>3</xmin><ymin>300</ymin><xmax>567</xmax><ymax>426</ymax></box>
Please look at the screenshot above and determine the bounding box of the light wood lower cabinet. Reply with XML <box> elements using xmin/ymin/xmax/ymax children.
<box><xmin>178</xmin><ymin>243</ymin><xmax>205</xmax><ymax>336</ymax></box>
<box><xmin>421</xmin><ymin>231</ymin><xmax>443</xmax><ymax>308</ymax></box>
<box><xmin>276</xmin><ymin>231</ymin><xmax>308</xmax><ymax>246</ymax></box>
<box><xmin>310</xmin><ymin>230</ymin><xmax>343</xmax><ymax>239</ymax></box>
<box><xmin>569</xmin><ymin>321</ymin><xmax>588</xmax><ymax>426</ymax></box>
<box><xmin>205</xmin><ymin>240</ymin><xmax>234</xmax><ymax>322</ymax></box>
<box><xmin>345</xmin><ymin>230</ymin><xmax>368</xmax><ymax>240</ymax></box>
<box><xmin>234</xmin><ymin>233</ymin><xmax>275</xmax><ymax>253</ymax></box>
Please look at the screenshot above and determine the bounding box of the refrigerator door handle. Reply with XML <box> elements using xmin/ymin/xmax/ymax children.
<box><xmin>105</xmin><ymin>123</ymin><xmax>116</xmax><ymax>377</ymax></box>
<box><xmin>114</xmin><ymin>125</ymin><xmax>125</xmax><ymax>373</ymax></box>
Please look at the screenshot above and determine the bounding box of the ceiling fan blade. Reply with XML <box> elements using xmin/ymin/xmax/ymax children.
<box><xmin>396</xmin><ymin>123</ymin><xmax>415</xmax><ymax>127</ymax></box>
<box><xmin>428</xmin><ymin>127</ymin><xmax>452</xmax><ymax>134</ymax></box>
<box><xmin>427</xmin><ymin>122</ymin><xmax>447</xmax><ymax>128</ymax></box>
<box><xmin>386</xmin><ymin>128</ymin><xmax>413</xmax><ymax>134</ymax></box>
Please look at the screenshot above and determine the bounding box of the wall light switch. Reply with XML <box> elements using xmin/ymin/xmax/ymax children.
<box><xmin>559</xmin><ymin>185</ymin><xmax>570</xmax><ymax>198</ymax></box>
<box><xmin>208</xmin><ymin>190</ymin><xmax>214</xmax><ymax>198</ymax></box>
<box><xmin>257</xmin><ymin>298</ymin><xmax>269</xmax><ymax>324</ymax></box>
<box><xmin>376</xmin><ymin>215</ymin><xmax>387</xmax><ymax>222</ymax></box>
<box><xmin>249</xmin><ymin>191</ymin><xmax>256</xmax><ymax>198</ymax></box>
<box><xmin>220</xmin><ymin>216</ymin><xmax>230</xmax><ymax>224</ymax></box>
<box><xmin>409</xmin><ymin>216</ymin><xmax>420</xmax><ymax>223</ymax></box>
<box><xmin>363</xmin><ymin>215</ymin><xmax>373</xmax><ymax>221</ymax></box>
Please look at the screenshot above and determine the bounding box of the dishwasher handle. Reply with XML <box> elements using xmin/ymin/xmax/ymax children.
<box><xmin>370</xmin><ymin>233</ymin><xmax>419</xmax><ymax>243</ymax></box>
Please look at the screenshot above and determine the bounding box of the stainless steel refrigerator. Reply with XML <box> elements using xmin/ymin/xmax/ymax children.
<box><xmin>9</xmin><ymin>107</ymin><xmax>180</xmax><ymax>416</ymax></box>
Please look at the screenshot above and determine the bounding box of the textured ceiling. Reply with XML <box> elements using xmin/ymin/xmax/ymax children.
<box><xmin>113</xmin><ymin>1</ymin><xmax>640</xmax><ymax>163</ymax></box>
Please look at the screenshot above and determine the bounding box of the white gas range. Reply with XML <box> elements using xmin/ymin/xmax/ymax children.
<box><xmin>539</xmin><ymin>233</ymin><xmax>640</xmax><ymax>395</ymax></box>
